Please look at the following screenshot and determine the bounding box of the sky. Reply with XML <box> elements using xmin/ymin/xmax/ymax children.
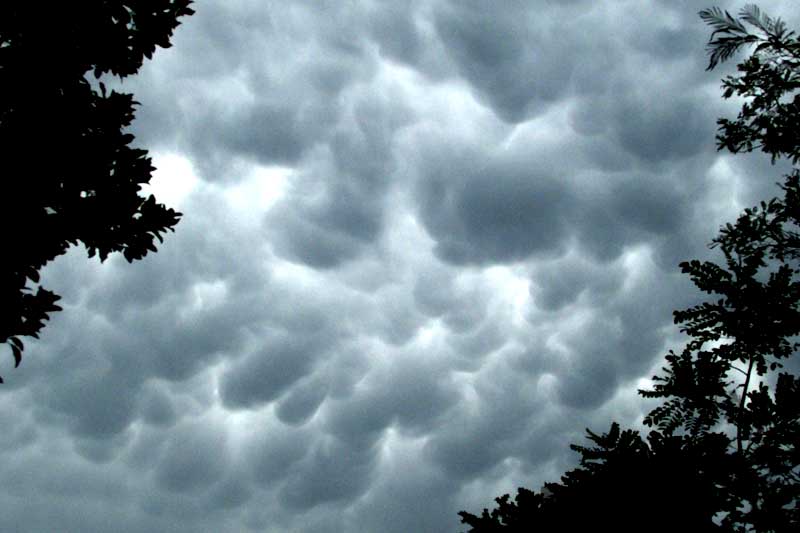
<box><xmin>2</xmin><ymin>1</ymin><xmax>798</xmax><ymax>532</ymax></box>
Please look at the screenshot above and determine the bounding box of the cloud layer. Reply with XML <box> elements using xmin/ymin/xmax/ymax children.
<box><xmin>2</xmin><ymin>1</ymin><xmax>797</xmax><ymax>531</ymax></box>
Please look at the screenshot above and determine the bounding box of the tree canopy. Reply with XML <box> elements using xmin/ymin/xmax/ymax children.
<box><xmin>0</xmin><ymin>1</ymin><xmax>194</xmax><ymax>379</ymax></box>
<box><xmin>459</xmin><ymin>5</ymin><xmax>800</xmax><ymax>532</ymax></box>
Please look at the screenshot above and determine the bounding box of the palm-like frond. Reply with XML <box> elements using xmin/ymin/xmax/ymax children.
<box><xmin>700</xmin><ymin>7</ymin><xmax>747</xmax><ymax>36</ymax></box>
<box><xmin>739</xmin><ymin>4</ymin><xmax>771</xmax><ymax>34</ymax></box>
<box><xmin>699</xmin><ymin>7</ymin><xmax>758</xmax><ymax>70</ymax></box>
<box><xmin>700</xmin><ymin>5</ymin><xmax>796</xmax><ymax>70</ymax></box>
<box><xmin>739</xmin><ymin>4</ymin><xmax>791</xmax><ymax>41</ymax></box>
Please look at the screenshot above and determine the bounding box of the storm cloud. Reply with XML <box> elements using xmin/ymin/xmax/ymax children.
<box><xmin>2</xmin><ymin>1</ymin><xmax>797</xmax><ymax>532</ymax></box>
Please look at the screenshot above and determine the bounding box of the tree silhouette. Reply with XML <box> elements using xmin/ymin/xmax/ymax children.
<box><xmin>459</xmin><ymin>424</ymin><xmax>727</xmax><ymax>532</ymax></box>
<box><xmin>0</xmin><ymin>1</ymin><xmax>194</xmax><ymax>379</ymax></box>
<box><xmin>460</xmin><ymin>5</ymin><xmax>799</xmax><ymax>532</ymax></box>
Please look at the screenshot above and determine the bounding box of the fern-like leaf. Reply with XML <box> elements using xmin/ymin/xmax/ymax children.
<box><xmin>699</xmin><ymin>7</ymin><xmax>759</xmax><ymax>70</ymax></box>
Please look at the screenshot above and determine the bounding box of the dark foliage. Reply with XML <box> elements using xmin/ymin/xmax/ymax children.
<box><xmin>701</xmin><ymin>5</ymin><xmax>800</xmax><ymax>162</ymax></box>
<box><xmin>459</xmin><ymin>424</ymin><xmax>727</xmax><ymax>532</ymax></box>
<box><xmin>0</xmin><ymin>1</ymin><xmax>194</xmax><ymax>380</ymax></box>
<box><xmin>460</xmin><ymin>6</ymin><xmax>799</xmax><ymax>532</ymax></box>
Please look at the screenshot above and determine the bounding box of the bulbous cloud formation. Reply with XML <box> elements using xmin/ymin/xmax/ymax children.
<box><xmin>2</xmin><ymin>1</ymin><xmax>797</xmax><ymax>532</ymax></box>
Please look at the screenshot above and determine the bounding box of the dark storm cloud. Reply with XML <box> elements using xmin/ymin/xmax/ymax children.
<box><xmin>433</xmin><ymin>0</ymin><xmax>582</xmax><ymax>122</ymax></box>
<box><xmin>522</xmin><ymin>245</ymin><xmax>693</xmax><ymax>411</ymax></box>
<box><xmin>125</xmin><ymin>0</ymin><xmax>380</xmax><ymax>183</ymax></box>
<box><xmin>411</xmin><ymin>113</ymin><xmax>709</xmax><ymax>268</ymax></box>
<box><xmin>137</xmin><ymin>381</ymin><xmax>178</xmax><ymax>427</ymax></box>
<box><xmin>352</xmin><ymin>450</ymin><xmax>460</xmax><ymax>533</ymax></box>
<box><xmin>154</xmin><ymin>419</ymin><xmax>229</xmax><ymax>493</ymax></box>
<box><xmin>324</xmin><ymin>349</ymin><xmax>461</xmax><ymax>443</ymax></box>
<box><xmin>265</xmin><ymin>83</ymin><xmax>413</xmax><ymax>268</ymax></box>
<box><xmin>413</xmin><ymin>265</ymin><xmax>492</xmax><ymax>334</ymax></box>
<box><xmin>365</xmin><ymin>1</ymin><xmax>426</xmax><ymax>65</ymax></box>
<box><xmin>279</xmin><ymin>435</ymin><xmax>378</xmax><ymax>510</ymax></box>
<box><xmin>423</xmin><ymin>363</ymin><xmax>548</xmax><ymax>482</ymax></box>
<box><xmin>531</xmin><ymin>252</ymin><xmax>625</xmax><ymax>312</ymax></box>
<box><xmin>612</xmin><ymin>92</ymin><xmax>715</xmax><ymax>163</ymax></box>
<box><xmin>221</xmin><ymin>333</ymin><xmax>334</xmax><ymax>410</ymax></box>
<box><xmin>430</xmin><ymin>163</ymin><xmax>573</xmax><ymax>263</ymax></box>
<box><xmin>274</xmin><ymin>373</ymin><xmax>330</xmax><ymax>426</ymax></box>
<box><xmin>412</xmin><ymin>131</ymin><xmax>574</xmax><ymax>265</ymax></box>
<box><xmin>4</xmin><ymin>1</ymin><xmax>796</xmax><ymax>532</ymax></box>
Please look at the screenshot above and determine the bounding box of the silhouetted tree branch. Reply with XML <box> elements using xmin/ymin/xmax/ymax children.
<box><xmin>0</xmin><ymin>1</ymin><xmax>194</xmax><ymax>380</ymax></box>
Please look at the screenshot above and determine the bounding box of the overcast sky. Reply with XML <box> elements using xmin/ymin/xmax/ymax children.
<box><xmin>2</xmin><ymin>1</ymin><xmax>798</xmax><ymax>532</ymax></box>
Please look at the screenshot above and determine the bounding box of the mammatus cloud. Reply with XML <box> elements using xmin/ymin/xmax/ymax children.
<box><xmin>2</xmin><ymin>1</ymin><xmax>798</xmax><ymax>532</ymax></box>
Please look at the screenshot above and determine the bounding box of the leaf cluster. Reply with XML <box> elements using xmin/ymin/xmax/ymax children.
<box><xmin>0</xmin><ymin>1</ymin><xmax>193</xmax><ymax>378</ymax></box>
<box><xmin>459</xmin><ymin>424</ymin><xmax>727</xmax><ymax>532</ymax></box>
<box><xmin>640</xmin><ymin>172</ymin><xmax>800</xmax><ymax>530</ymax></box>
<box><xmin>700</xmin><ymin>5</ymin><xmax>800</xmax><ymax>162</ymax></box>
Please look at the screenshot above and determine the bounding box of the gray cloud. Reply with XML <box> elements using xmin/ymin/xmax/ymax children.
<box><xmin>154</xmin><ymin>419</ymin><xmax>229</xmax><ymax>493</ymax></box>
<box><xmin>433</xmin><ymin>0</ymin><xmax>583</xmax><ymax>122</ymax></box>
<box><xmin>221</xmin><ymin>334</ymin><xmax>330</xmax><ymax>410</ymax></box>
<box><xmin>414</xmin><ymin>139</ymin><xmax>574</xmax><ymax>265</ymax></box>
<box><xmin>3</xmin><ymin>1</ymin><xmax>795</xmax><ymax>532</ymax></box>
